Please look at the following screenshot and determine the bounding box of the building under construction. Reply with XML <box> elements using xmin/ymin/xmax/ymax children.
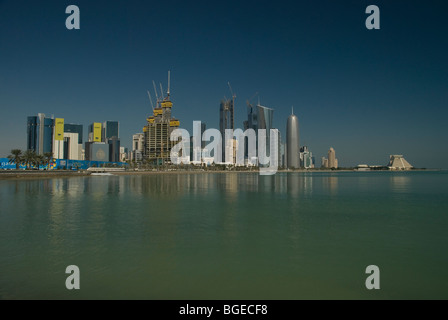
<box><xmin>143</xmin><ymin>72</ymin><xmax>180</xmax><ymax>164</ymax></box>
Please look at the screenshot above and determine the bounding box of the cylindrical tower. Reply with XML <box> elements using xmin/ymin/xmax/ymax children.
<box><xmin>328</xmin><ymin>147</ymin><xmax>336</xmax><ymax>168</ymax></box>
<box><xmin>286</xmin><ymin>110</ymin><xmax>300</xmax><ymax>168</ymax></box>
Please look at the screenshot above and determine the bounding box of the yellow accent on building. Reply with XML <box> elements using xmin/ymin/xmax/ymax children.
<box><xmin>93</xmin><ymin>122</ymin><xmax>102</xmax><ymax>142</ymax></box>
<box><xmin>147</xmin><ymin>116</ymin><xmax>155</xmax><ymax>124</ymax></box>
<box><xmin>154</xmin><ymin>108</ymin><xmax>163</xmax><ymax>116</ymax></box>
<box><xmin>170</xmin><ymin>119</ymin><xmax>180</xmax><ymax>127</ymax></box>
<box><xmin>54</xmin><ymin>118</ymin><xmax>64</xmax><ymax>141</ymax></box>
<box><xmin>161</xmin><ymin>101</ymin><xmax>173</xmax><ymax>108</ymax></box>
<box><xmin>143</xmin><ymin>126</ymin><xmax>148</xmax><ymax>132</ymax></box>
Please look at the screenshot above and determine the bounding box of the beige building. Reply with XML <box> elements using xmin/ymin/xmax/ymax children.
<box><xmin>327</xmin><ymin>147</ymin><xmax>338</xmax><ymax>169</ymax></box>
<box><xmin>388</xmin><ymin>155</ymin><xmax>413</xmax><ymax>170</ymax></box>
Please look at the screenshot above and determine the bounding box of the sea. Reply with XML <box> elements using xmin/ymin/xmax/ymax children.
<box><xmin>0</xmin><ymin>171</ymin><xmax>447</xmax><ymax>299</ymax></box>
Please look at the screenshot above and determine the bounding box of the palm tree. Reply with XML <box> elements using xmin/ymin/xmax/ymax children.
<box><xmin>22</xmin><ymin>150</ymin><xmax>37</xmax><ymax>170</ymax></box>
<box><xmin>7</xmin><ymin>149</ymin><xmax>23</xmax><ymax>169</ymax></box>
<box><xmin>35</xmin><ymin>154</ymin><xmax>44</xmax><ymax>170</ymax></box>
<box><xmin>43</xmin><ymin>152</ymin><xmax>53</xmax><ymax>170</ymax></box>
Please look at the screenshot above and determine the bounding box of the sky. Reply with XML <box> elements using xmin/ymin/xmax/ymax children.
<box><xmin>0</xmin><ymin>0</ymin><xmax>447</xmax><ymax>168</ymax></box>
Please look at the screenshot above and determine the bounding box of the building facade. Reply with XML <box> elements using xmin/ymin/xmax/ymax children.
<box><xmin>286</xmin><ymin>110</ymin><xmax>300</xmax><ymax>168</ymax></box>
<box><xmin>144</xmin><ymin>80</ymin><xmax>180</xmax><ymax>164</ymax></box>
<box><xmin>243</xmin><ymin>102</ymin><xmax>274</xmax><ymax>162</ymax></box>
<box><xmin>220</xmin><ymin>98</ymin><xmax>234</xmax><ymax>162</ymax></box>
<box><xmin>27</xmin><ymin>113</ymin><xmax>54</xmax><ymax>155</ymax></box>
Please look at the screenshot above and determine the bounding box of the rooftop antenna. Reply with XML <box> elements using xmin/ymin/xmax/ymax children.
<box><xmin>152</xmin><ymin>80</ymin><xmax>159</xmax><ymax>105</ymax></box>
<box><xmin>257</xmin><ymin>96</ymin><xmax>260</xmax><ymax>106</ymax></box>
<box><xmin>147</xmin><ymin>90</ymin><xmax>154</xmax><ymax>111</ymax></box>
<box><xmin>167</xmin><ymin>70</ymin><xmax>171</xmax><ymax>98</ymax></box>
<box><xmin>292</xmin><ymin>106</ymin><xmax>294</xmax><ymax>115</ymax></box>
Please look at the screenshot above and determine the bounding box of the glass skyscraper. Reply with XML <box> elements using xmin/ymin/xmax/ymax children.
<box><xmin>243</xmin><ymin>103</ymin><xmax>274</xmax><ymax>159</ymax></box>
<box><xmin>103</xmin><ymin>121</ymin><xmax>119</xmax><ymax>141</ymax></box>
<box><xmin>27</xmin><ymin>116</ymin><xmax>38</xmax><ymax>151</ymax></box>
<box><xmin>27</xmin><ymin>113</ymin><xmax>54</xmax><ymax>154</ymax></box>
<box><xmin>64</xmin><ymin>123</ymin><xmax>83</xmax><ymax>144</ymax></box>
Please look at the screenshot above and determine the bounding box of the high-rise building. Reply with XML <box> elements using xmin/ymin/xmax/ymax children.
<box><xmin>27</xmin><ymin>113</ymin><xmax>54</xmax><ymax>155</ymax></box>
<box><xmin>103</xmin><ymin>121</ymin><xmax>119</xmax><ymax>141</ymax></box>
<box><xmin>144</xmin><ymin>72</ymin><xmax>180</xmax><ymax>164</ymax></box>
<box><xmin>328</xmin><ymin>147</ymin><xmax>338</xmax><ymax>168</ymax></box>
<box><xmin>53</xmin><ymin>118</ymin><xmax>65</xmax><ymax>159</ymax></box>
<box><xmin>63</xmin><ymin>132</ymin><xmax>81</xmax><ymax>160</ymax></box>
<box><xmin>300</xmin><ymin>146</ymin><xmax>314</xmax><ymax>169</ymax></box>
<box><xmin>108</xmin><ymin>137</ymin><xmax>121</xmax><ymax>162</ymax></box>
<box><xmin>132</xmin><ymin>133</ymin><xmax>144</xmax><ymax>153</ymax></box>
<box><xmin>243</xmin><ymin>102</ymin><xmax>274</xmax><ymax>162</ymax></box>
<box><xmin>321</xmin><ymin>157</ymin><xmax>328</xmax><ymax>168</ymax></box>
<box><xmin>220</xmin><ymin>98</ymin><xmax>234</xmax><ymax>161</ymax></box>
<box><xmin>64</xmin><ymin>123</ymin><xmax>83</xmax><ymax>144</ymax></box>
<box><xmin>54</xmin><ymin>123</ymin><xmax>83</xmax><ymax>160</ymax></box>
<box><xmin>286</xmin><ymin>109</ymin><xmax>300</xmax><ymax>168</ymax></box>
<box><xmin>119</xmin><ymin>147</ymin><xmax>128</xmax><ymax>162</ymax></box>
<box><xmin>88</xmin><ymin>122</ymin><xmax>102</xmax><ymax>142</ymax></box>
<box><xmin>27</xmin><ymin>116</ymin><xmax>38</xmax><ymax>151</ymax></box>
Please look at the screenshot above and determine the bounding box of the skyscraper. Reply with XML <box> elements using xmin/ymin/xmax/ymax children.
<box><xmin>64</xmin><ymin>123</ymin><xmax>83</xmax><ymax>144</ymax></box>
<box><xmin>103</xmin><ymin>121</ymin><xmax>119</xmax><ymax>141</ymax></box>
<box><xmin>26</xmin><ymin>113</ymin><xmax>54</xmax><ymax>155</ymax></box>
<box><xmin>300</xmin><ymin>146</ymin><xmax>314</xmax><ymax>169</ymax></box>
<box><xmin>243</xmin><ymin>102</ymin><xmax>274</xmax><ymax>161</ymax></box>
<box><xmin>286</xmin><ymin>109</ymin><xmax>300</xmax><ymax>168</ymax></box>
<box><xmin>144</xmin><ymin>71</ymin><xmax>180</xmax><ymax>164</ymax></box>
<box><xmin>220</xmin><ymin>98</ymin><xmax>234</xmax><ymax>161</ymax></box>
<box><xmin>88</xmin><ymin>123</ymin><xmax>102</xmax><ymax>142</ymax></box>
<box><xmin>328</xmin><ymin>147</ymin><xmax>338</xmax><ymax>169</ymax></box>
<box><xmin>27</xmin><ymin>116</ymin><xmax>38</xmax><ymax>151</ymax></box>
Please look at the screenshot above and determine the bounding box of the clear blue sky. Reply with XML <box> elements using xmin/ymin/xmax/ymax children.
<box><xmin>1</xmin><ymin>0</ymin><xmax>447</xmax><ymax>168</ymax></box>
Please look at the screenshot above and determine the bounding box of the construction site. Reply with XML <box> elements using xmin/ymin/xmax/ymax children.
<box><xmin>143</xmin><ymin>71</ymin><xmax>180</xmax><ymax>165</ymax></box>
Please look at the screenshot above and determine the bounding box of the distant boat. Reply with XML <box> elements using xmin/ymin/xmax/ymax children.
<box><xmin>90</xmin><ymin>172</ymin><xmax>113</xmax><ymax>176</ymax></box>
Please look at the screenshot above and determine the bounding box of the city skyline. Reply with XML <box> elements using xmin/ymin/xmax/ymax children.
<box><xmin>1</xmin><ymin>1</ymin><xmax>447</xmax><ymax>168</ymax></box>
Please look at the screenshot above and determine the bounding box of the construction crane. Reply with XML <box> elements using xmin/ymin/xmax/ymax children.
<box><xmin>152</xmin><ymin>80</ymin><xmax>159</xmax><ymax>105</ymax></box>
<box><xmin>147</xmin><ymin>90</ymin><xmax>154</xmax><ymax>112</ymax></box>
<box><xmin>246</xmin><ymin>92</ymin><xmax>259</xmax><ymax>107</ymax></box>
<box><xmin>159</xmin><ymin>83</ymin><xmax>164</xmax><ymax>101</ymax></box>
<box><xmin>167</xmin><ymin>70</ymin><xmax>170</xmax><ymax>98</ymax></box>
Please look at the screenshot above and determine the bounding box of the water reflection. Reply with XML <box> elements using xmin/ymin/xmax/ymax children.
<box><xmin>390</xmin><ymin>174</ymin><xmax>411</xmax><ymax>193</ymax></box>
<box><xmin>4</xmin><ymin>173</ymin><xmax>332</xmax><ymax>199</ymax></box>
<box><xmin>322</xmin><ymin>174</ymin><xmax>338</xmax><ymax>195</ymax></box>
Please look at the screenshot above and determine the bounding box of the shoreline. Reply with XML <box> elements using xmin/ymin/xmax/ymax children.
<box><xmin>0</xmin><ymin>168</ymin><xmax>441</xmax><ymax>180</ymax></box>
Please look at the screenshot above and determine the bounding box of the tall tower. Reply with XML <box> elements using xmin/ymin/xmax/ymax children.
<box><xmin>144</xmin><ymin>71</ymin><xmax>180</xmax><ymax>164</ymax></box>
<box><xmin>286</xmin><ymin>108</ymin><xmax>300</xmax><ymax>168</ymax></box>
<box><xmin>328</xmin><ymin>147</ymin><xmax>337</xmax><ymax>168</ymax></box>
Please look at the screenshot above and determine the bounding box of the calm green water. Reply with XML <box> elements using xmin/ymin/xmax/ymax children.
<box><xmin>1</xmin><ymin>171</ymin><xmax>447</xmax><ymax>299</ymax></box>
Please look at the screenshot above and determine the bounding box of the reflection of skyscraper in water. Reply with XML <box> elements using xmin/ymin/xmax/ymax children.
<box><xmin>242</xmin><ymin>173</ymin><xmax>258</xmax><ymax>192</ymax></box>
<box><xmin>286</xmin><ymin>174</ymin><xmax>300</xmax><ymax>195</ymax></box>
<box><xmin>217</xmin><ymin>173</ymin><xmax>238</xmax><ymax>201</ymax></box>
<box><xmin>324</xmin><ymin>175</ymin><xmax>338</xmax><ymax>194</ymax></box>
<box><xmin>303</xmin><ymin>173</ymin><xmax>313</xmax><ymax>196</ymax></box>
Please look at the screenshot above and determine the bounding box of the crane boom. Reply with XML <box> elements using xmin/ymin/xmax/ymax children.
<box><xmin>147</xmin><ymin>90</ymin><xmax>154</xmax><ymax>111</ymax></box>
<box><xmin>167</xmin><ymin>70</ymin><xmax>170</xmax><ymax>97</ymax></box>
<box><xmin>159</xmin><ymin>83</ymin><xmax>164</xmax><ymax>101</ymax></box>
<box><xmin>152</xmin><ymin>80</ymin><xmax>159</xmax><ymax>105</ymax></box>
